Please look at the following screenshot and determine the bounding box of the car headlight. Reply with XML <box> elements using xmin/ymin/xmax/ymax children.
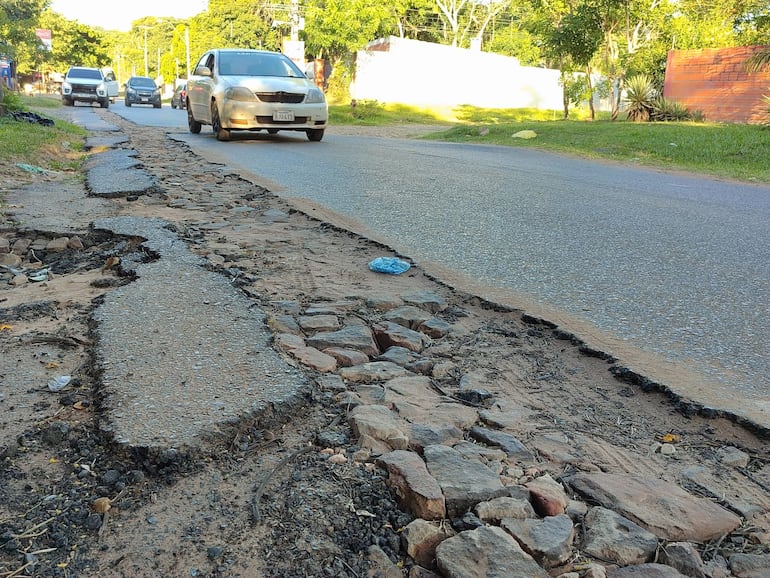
<box><xmin>305</xmin><ymin>87</ymin><xmax>326</xmax><ymax>104</ymax></box>
<box><xmin>126</xmin><ymin>88</ymin><xmax>136</xmax><ymax>95</ymax></box>
<box><xmin>225</xmin><ymin>86</ymin><xmax>257</xmax><ymax>102</ymax></box>
<box><xmin>62</xmin><ymin>81</ymin><xmax>71</xmax><ymax>93</ymax></box>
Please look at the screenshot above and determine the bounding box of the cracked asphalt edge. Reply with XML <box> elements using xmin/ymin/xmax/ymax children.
<box><xmin>84</xmin><ymin>119</ymin><xmax>312</xmax><ymax>461</ymax></box>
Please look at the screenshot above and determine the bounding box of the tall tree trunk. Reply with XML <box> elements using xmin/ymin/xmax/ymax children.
<box><xmin>561</xmin><ymin>67</ymin><xmax>569</xmax><ymax>119</ymax></box>
<box><xmin>611</xmin><ymin>76</ymin><xmax>623</xmax><ymax>121</ymax></box>
<box><xmin>586</xmin><ymin>64</ymin><xmax>595</xmax><ymax>120</ymax></box>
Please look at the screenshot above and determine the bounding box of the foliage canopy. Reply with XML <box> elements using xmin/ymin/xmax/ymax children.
<box><xmin>1</xmin><ymin>0</ymin><xmax>768</xmax><ymax>110</ymax></box>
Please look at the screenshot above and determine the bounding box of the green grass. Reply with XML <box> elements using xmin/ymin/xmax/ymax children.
<box><xmin>17</xmin><ymin>94</ymin><xmax>62</xmax><ymax>109</ymax></box>
<box><xmin>4</xmin><ymin>95</ymin><xmax>770</xmax><ymax>185</ymax></box>
<box><xmin>329</xmin><ymin>101</ymin><xmax>457</xmax><ymax>126</ymax></box>
<box><xmin>0</xmin><ymin>95</ymin><xmax>86</xmax><ymax>173</ymax></box>
<box><xmin>330</xmin><ymin>101</ymin><xmax>770</xmax><ymax>184</ymax></box>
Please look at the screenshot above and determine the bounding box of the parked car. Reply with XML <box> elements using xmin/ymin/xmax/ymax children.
<box><xmin>171</xmin><ymin>82</ymin><xmax>187</xmax><ymax>109</ymax></box>
<box><xmin>124</xmin><ymin>76</ymin><xmax>162</xmax><ymax>108</ymax></box>
<box><xmin>61</xmin><ymin>66</ymin><xmax>118</xmax><ymax>108</ymax></box>
<box><xmin>186</xmin><ymin>48</ymin><xmax>328</xmax><ymax>142</ymax></box>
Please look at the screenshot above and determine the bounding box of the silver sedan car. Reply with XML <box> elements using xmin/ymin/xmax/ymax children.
<box><xmin>186</xmin><ymin>48</ymin><xmax>328</xmax><ymax>142</ymax></box>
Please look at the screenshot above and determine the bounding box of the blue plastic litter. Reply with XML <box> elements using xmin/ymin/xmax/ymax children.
<box><xmin>15</xmin><ymin>163</ymin><xmax>49</xmax><ymax>174</ymax></box>
<box><xmin>368</xmin><ymin>257</ymin><xmax>411</xmax><ymax>275</ymax></box>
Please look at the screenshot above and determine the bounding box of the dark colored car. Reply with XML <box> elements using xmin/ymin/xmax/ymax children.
<box><xmin>124</xmin><ymin>76</ymin><xmax>162</xmax><ymax>108</ymax></box>
<box><xmin>171</xmin><ymin>82</ymin><xmax>187</xmax><ymax>109</ymax></box>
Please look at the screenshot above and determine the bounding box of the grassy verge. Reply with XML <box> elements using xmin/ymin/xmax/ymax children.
<box><xmin>0</xmin><ymin>95</ymin><xmax>87</xmax><ymax>174</ymax></box>
<box><xmin>330</xmin><ymin>101</ymin><xmax>770</xmax><ymax>184</ymax></box>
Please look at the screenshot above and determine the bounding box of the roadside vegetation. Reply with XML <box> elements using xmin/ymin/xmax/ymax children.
<box><xmin>330</xmin><ymin>100</ymin><xmax>770</xmax><ymax>184</ymax></box>
<box><xmin>2</xmin><ymin>94</ymin><xmax>770</xmax><ymax>187</ymax></box>
<box><xmin>0</xmin><ymin>95</ymin><xmax>86</xmax><ymax>210</ymax></box>
<box><xmin>1</xmin><ymin>95</ymin><xmax>85</xmax><ymax>170</ymax></box>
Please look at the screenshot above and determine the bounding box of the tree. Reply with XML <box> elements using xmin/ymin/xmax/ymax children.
<box><xmin>204</xmin><ymin>0</ymin><xmax>278</xmax><ymax>50</ymax></box>
<box><xmin>388</xmin><ymin>0</ymin><xmax>443</xmax><ymax>42</ymax></box>
<box><xmin>548</xmin><ymin>4</ymin><xmax>603</xmax><ymax>118</ymax></box>
<box><xmin>303</xmin><ymin>0</ymin><xmax>390</xmax><ymax>61</ymax></box>
<box><xmin>1</xmin><ymin>0</ymin><xmax>47</xmax><ymax>78</ymax></box>
<box><xmin>483</xmin><ymin>1</ymin><xmax>542</xmax><ymax>64</ymax></box>
<box><xmin>433</xmin><ymin>0</ymin><xmax>510</xmax><ymax>47</ymax></box>
<box><xmin>37</xmin><ymin>10</ymin><xmax>111</xmax><ymax>72</ymax></box>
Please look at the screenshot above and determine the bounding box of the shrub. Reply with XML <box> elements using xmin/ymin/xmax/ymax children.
<box><xmin>349</xmin><ymin>99</ymin><xmax>383</xmax><ymax>121</ymax></box>
<box><xmin>651</xmin><ymin>97</ymin><xmax>691</xmax><ymax>121</ymax></box>
<box><xmin>624</xmin><ymin>74</ymin><xmax>657</xmax><ymax>121</ymax></box>
<box><xmin>2</xmin><ymin>90</ymin><xmax>24</xmax><ymax>112</ymax></box>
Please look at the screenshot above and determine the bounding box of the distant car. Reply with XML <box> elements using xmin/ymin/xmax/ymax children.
<box><xmin>61</xmin><ymin>66</ymin><xmax>118</xmax><ymax>108</ymax></box>
<box><xmin>171</xmin><ymin>82</ymin><xmax>187</xmax><ymax>109</ymax></box>
<box><xmin>124</xmin><ymin>76</ymin><xmax>162</xmax><ymax>108</ymax></box>
<box><xmin>186</xmin><ymin>48</ymin><xmax>328</xmax><ymax>142</ymax></box>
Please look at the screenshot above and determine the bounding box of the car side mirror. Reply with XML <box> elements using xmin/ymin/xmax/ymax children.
<box><xmin>193</xmin><ymin>66</ymin><xmax>212</xmax><ymax>77</ymax></box>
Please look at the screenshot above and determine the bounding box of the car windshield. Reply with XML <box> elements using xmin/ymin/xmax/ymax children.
<box><xmin>218</xmin><ymin>52</ymin><xmax>303</xmax><ymax>78</ymax></box>
<box><xmin>69</xmin><ymin>68</ymin><xmax>101</xmax><ymax>79</ymax></box>
<box><xmin>130</xmin><ymin>77</ymin><xmax>156</xmax><ymax>87</ymax></box>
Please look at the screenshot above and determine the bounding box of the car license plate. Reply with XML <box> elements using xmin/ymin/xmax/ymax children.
<box><xmin>141</xmin><ymin>98</ymin><xmax>149</xmax><ymax>102</ymax></box>
<box><xmin>273</xmin><ymin>110</ymin><xmax>294</xmax><ymax>121</ymax></box>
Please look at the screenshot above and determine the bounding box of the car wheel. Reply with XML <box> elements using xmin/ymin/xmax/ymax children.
<box><xmin>101</xmin><ymin>99</ymin><xmax>109</xmax><ymax>109</ymax></box>
<box><xmin>171</xmin><ymin>101</ymin><xmax>177</xmax><ymax>109</ymax></box>
<box><xmin>187</xmin><ymin>104</ymin><xmax>202</xmax><ymax>134</ymax></box>
<box><xmin>306</xmin><ymin>129</ymin><xmax>324</xmax><ymax>142</ymax></box>
<box><xmin>154</xmin><ymin>102</ymin><xmax>161</xmax><ymax>109</ymax></box>
<box><xmin>211</xmin><ymin>103</ymin><xmax>230</xmax><ymax>141</ymax></box>
<box><xmin>125</xmin><ymin>99</ymin><xmax>131</xmax><ymax>107</ymax></box>
<box><xmin>62</xmin><ymin>98</ymin><xmax>73</xmax><ymax>106</ymax></box>
<box><xmin>267</xmin><ymin>129</ymin><xmax>279</xmax><ymax>135</ymax></box>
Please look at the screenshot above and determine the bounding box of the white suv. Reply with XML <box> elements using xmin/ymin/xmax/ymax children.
<box><xmin>61</xmin><ymin>67</ymin><xmax>118</xmax><ymax>108</ymax></box>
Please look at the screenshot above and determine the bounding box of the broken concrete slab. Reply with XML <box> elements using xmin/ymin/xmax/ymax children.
<box><xmin>92</xmin><ymin>216</ymin><xmax>310</xmax><ymax>455</ymax></box>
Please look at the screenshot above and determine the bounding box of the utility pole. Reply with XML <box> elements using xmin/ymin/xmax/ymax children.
<box><xmin>185</xmin><ymin>26</ymin><xmax>191</xmax><ymax>79</ymax></box>
<box><xmin>290</xmin><ymin>0</ymin><xmax>299</xmax><ymax>42</ymax></box>
<box><xmin>140</xmin><ymin>26</ymin><xmax>149</xmax><ymax>77</ymax></box>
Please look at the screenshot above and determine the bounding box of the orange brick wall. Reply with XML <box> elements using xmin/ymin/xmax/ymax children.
<box><xmin>663</xmin><ymin>45</ymin><xmax>770</xmax><ymax>123</ymax></box>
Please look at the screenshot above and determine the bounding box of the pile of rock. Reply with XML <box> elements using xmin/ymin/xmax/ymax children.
<box><xmin>0</xmin><ymin>234</ymin><xmax>84</xmax><ymax>285</ymax></box>
<box><xmin>268</xmin><ymin>288</ymin><xmax>769</xmax><ymax>578</ymax></box>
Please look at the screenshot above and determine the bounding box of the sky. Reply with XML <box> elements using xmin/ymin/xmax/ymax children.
<box><xmin>49</xmin><ymin>0</ymin><xmax>209</xmax><ymax>32</ymax></box>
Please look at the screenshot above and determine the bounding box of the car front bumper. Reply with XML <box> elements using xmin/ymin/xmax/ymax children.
<box><xmin>127</xmin><ymin>96</ymin><xmax>161</xmax><ymax>105</ymax></box>
<box><xmin>219</xmin><ymin>100</ymin><xmax>328</xmax><ymax>131</ymax></box>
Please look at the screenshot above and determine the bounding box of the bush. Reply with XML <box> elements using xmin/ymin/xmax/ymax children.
<box><xmin>2</xmin><ymin>90</ymin><xmax>24</xmax><ymax>112</ymax></box>
<box><xmin>651</xmin><ymin>97</ymin><xmax>692</xmax><ymax>121</ymax></box>
<box><xmin>349</xmin><ymin>99</ymin><xmax>384</xmax><ymax>121</ymax></box>
<box><xmin>624</xmin><ymin>74</ymin><xmax>657</xmax><ymax>121</ymax></box>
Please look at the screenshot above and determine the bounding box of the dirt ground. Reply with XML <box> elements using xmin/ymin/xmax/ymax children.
<box><xmin>1</xmin><ymin>111</ymin><xmax>769</xmax><ymax>578</ymax></box>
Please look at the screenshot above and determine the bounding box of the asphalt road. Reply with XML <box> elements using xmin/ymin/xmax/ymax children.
<box><xmin>110</xmin><ymin>104</ymin><xmax>770</xmax><ymax>423</ymax></box>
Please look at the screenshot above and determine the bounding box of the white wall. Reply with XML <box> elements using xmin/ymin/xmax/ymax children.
<box><xmin>351</xmin><ymin>37</ymin><xmax>564</xmax><ymax>110</ymax></box>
